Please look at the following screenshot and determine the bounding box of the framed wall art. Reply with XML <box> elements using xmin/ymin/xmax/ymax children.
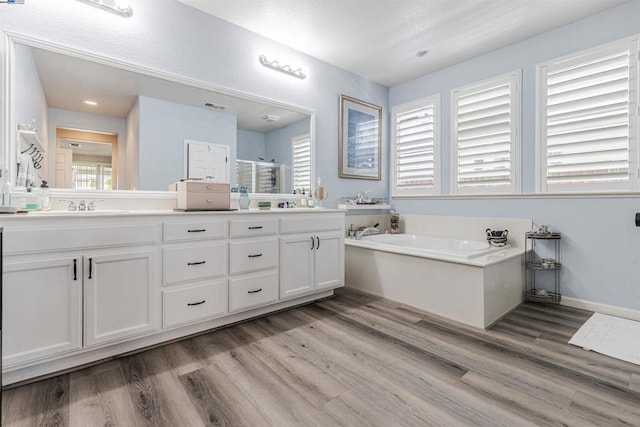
<box><xmin>338</xmin><ymin>94</ymin><xmax>382</xmax><ymax>180</ymax></box>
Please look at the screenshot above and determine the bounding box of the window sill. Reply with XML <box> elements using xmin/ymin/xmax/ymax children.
<box><xmin>392</xmin><ymin>191</ymin><xmax>640</xmax><ymax>200</ymax></box>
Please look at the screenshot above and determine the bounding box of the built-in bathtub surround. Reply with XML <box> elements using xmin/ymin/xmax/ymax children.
<box><xmin>400</xmin><ymin>214</ymin><xmax>531</xmax><ymax>250</ymax></box>
<box><xmin>345</xmin><ymin>215</ymin><xmax>531</xmax><ymax>329</ymax></box>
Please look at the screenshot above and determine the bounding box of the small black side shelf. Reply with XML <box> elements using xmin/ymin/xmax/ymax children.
<box><xmin>525</xmin><ymin>231</ymin><xmax>562</xmax><ymax>304</ymax></box>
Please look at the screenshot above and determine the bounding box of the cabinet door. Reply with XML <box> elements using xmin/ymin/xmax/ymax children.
<box><xmin>279</xmin><ymin>235</ymin><xmax>315</xmax><ymax>299</ymax></box>
<box><xmin>84</xmin><ymin>249</ymin><xmax>157</xmax><ymax>347</ymax></box>
<box><xmin>3</xmin><ymin>257</ymin><xmax>82</xmax><ymax>367</ymax></box>
<box><xmin>314</xmin><ymin>232</ymin><xmax>344</xmax><ymax>290</ymax></box>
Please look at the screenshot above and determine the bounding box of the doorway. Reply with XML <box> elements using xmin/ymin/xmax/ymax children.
<box><xmin>55</xmin><ymin>128</ymin><xmax>119</xmax><ymax>190</ymax></box>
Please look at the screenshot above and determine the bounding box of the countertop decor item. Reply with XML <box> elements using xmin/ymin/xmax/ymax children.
<box><xmin>338</xmin><ymin>95</ymin><xmax>382</xmax><ymax>180</ymax></box>
<box><xmin>486</xmin><ymin>228</ymin><xmax>508</xmax><ymax>247</ymax></box>
<box><xmin>239</xmin><ymin>186</ymin><xmax>250</xmax><ymax>210</ymax></box>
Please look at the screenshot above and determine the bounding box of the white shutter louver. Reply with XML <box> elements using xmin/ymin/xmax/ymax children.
<box><xmin>292</xmin><ymin>134</ymin><xmax>311</xmax><ymax>192</ymax></box>
<box><xmin>392</xmin><ymin>95</ymin><xmax>440</xmax><ymax>196</ymax></box>
<box><xmin>452</xmin><ymin>71</ymin><xmax>520</xmax><ymax>194</ymax></box>
<box><xmin>539</xmin><ymin>41</ymin><xmax>637</xmax><ymax>192</ymax></box>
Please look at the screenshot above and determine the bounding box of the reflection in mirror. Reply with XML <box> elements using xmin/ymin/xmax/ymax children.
<box><xmin>11</xmin><ymin>40</ymin><xmax>313</xmax><ymax>193</ymax></box>
<box><xmin>56</xmin><ymin>128</ymin><xmax>117</xmax><ymax>190</ymax></box>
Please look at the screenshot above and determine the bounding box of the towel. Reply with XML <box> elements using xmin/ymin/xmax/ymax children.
<box><xmin>16</xmin><ymin>153</ymin><xmax>31</xmax><ymax>187</ymax></box>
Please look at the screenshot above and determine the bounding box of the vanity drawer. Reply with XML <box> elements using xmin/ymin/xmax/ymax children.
<box><xmin>229</xmin><ymin>270</ymin><xmax>278</xmax><ymax>312</ymax></box>
<box><xmin>229</xmin><ymin>238</ymin><xmax>278</xmax><ymax>275</ymax></box>
<box><xmin>163</xmin><ymin>280</ymin><xmax>228</xmax><ymax>328</ymax></box>
<box><xmin>280</xmin><ymin>214</ymin><xmax>344</xmax><ymax>234</ymax></box>
<box><xmin>163</xmin><ymin>220</ymin><xmax>226</xmax><ymax>242</ymax></box>
<box><xmin>163</xmin><ymin>242</ymin><xmax>227</xmax><ymax>285</ymax></box>
<box><xmin>229</xmin><ymin>218</ymin><xmax>278</xmax><ymax>238</ymax></box>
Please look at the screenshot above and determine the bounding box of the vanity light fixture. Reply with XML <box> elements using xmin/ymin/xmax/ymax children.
<box><xmin>77</xmin><ymin>0</ymin><xmax>133</xmax><ymax>17</ymax></box>
<box><xmin>203</xmin><ymin>102</ymin><xmax>228</xmax><ymax>111</ymax></box>
<box><xmin>259</xmin><ymin>55</ymin><xmax>306</xmax><ymax>80</ymax></box>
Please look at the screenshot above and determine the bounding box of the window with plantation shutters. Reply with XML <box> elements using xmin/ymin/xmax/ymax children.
<box><xmin>391</xmin><ymin>95</ymin><xmax>441</xmax><ymax>196</ymax></box>
<box><xmin>292</xmin><ymin>134</ymin><xmax>311</xmax><ymax>192</ymax></box>
<box><xmin>537</xmin><ymin>39</ymin><xmax>639</xmax><ymax>192</ymax></box>
<box><xmin>452</xmin><ymin>71</ymin><xmax>521</xmax><ymax>194</ymax></box>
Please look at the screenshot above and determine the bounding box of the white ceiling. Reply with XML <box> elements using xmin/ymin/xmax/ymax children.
<box><xmin>176</xmin><ymin>0</ymin><xmax>628</xmax><ymax>87</ymax></box>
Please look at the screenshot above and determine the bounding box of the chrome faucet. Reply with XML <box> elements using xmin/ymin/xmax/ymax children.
<box><xmin>67</xmin><ymin>201</ymin><xmax>77</xmax><ymax>211</ymax></box>
<box><xmin>88</xmin><ymin>200</ymin><xmax>97</xmax><ymax>211</ymax></box>
<box><xmin>78</xmin><ymin>200</ymin><xmax>86</xmax><ymax>211</ymax></box>
<box><xmin>355</xmin><ymin>223</ymin><xmax>380</xmax><ymax>240</ymax></box>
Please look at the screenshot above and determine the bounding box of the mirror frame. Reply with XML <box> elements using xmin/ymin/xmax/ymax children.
<box><xmin>0</xmin><ymin>30</ymin><xmax>316</xmax><ymax>196</ymax></box>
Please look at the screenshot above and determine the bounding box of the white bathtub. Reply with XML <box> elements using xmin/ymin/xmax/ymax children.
<box><xmin>345</xmin><ymin>233</ymin><xmax>524</xmax><ymax>329</ymax></box>
<box><xmin>361</xmin><ymin>234</ymin><xmax>506</xmax><ymax>259</ymax></box>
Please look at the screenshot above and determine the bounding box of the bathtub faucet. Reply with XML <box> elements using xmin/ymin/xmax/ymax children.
<box><xmin>355</xmin><ymin>224</ymin><xmax>380</xmax><ymax>240</ymax></box>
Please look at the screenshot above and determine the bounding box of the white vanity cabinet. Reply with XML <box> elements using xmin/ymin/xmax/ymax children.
<box><xmin>228</xmin><ymin>217</ymin><xmax>280</xmax><ymax>313</ymax></box>
<box><xmin>3</xmin><ymin>256</ymin><xmax>82</xmax><ymax>367</ymax></box>
<box><xmin>161</xmin><ymin>218</ymin><xmax>229</xmax><ymax>329</ymax></box>
<box><xmin>279</xmin><ymin>214</ymin><xmax>344</xmax><ymax>300</ymax></box>
<box><xmin>1</xmin><ymin>209</ymin><xmax>345</xmax><ymax>385</ymax></box>
<box><xmin>2</xmin><ymin>221</ymin><xmax>161</xmax><ymax>369</ymax></box>
<box><xmin>83</xmin><ymin>249</ymin><xmax>157</xmax><ymax>347</ymax></box>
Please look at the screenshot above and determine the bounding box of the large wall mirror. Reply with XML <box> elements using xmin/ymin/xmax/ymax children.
<box><xmin>5</xmin><ymin>34</ymin><xmax>315</xmax><ymax>195</ymax></box>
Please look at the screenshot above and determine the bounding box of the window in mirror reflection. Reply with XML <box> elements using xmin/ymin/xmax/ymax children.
<box><xmin>236</xmin><ymin>160</ymin><xmax>286</xmax><ymax>193</ymax></box>
<box><xmin>56</xmin><ymin>128</ymin><xmax>118</xmax><ymax>190</ymax></box>
<box><xmin>292</xmin><ymin>134</ymin><xmax>311</xmax><ymax>192</ymax></box>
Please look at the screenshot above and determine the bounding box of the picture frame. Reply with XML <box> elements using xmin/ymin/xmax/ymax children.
<box><xmin>338</xmin><ymin>94</ymin><xmax>382</xmax><ymax>180</ymax></box>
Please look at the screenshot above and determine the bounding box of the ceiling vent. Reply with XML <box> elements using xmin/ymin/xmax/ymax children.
<box><xmin>203</xmin><ymin>102</ymin><xmax>228</xmax><ymax>110</ymax></box>
<box><xmin>263</xmin><ymin>114</ymin><xmax>281</xmax><ymax>122</ymax></box>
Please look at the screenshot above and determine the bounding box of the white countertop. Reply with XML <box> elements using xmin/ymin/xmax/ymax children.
<box><xmin>0</xmin><ymin>207</ymin><xmax>344</xmax><ymax>220</ymax></box>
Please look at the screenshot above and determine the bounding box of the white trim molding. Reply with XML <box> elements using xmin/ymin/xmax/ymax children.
<box><xmin>561</xmin><ymin>296</ymin><xmax>640</xmax><ymax>322</ymax></box>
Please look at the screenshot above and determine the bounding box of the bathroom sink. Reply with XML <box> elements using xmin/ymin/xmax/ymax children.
<box><xmin>25</xmin><ymin>209</ymin><xmax>130</xmax><ymax>215</ymax></box>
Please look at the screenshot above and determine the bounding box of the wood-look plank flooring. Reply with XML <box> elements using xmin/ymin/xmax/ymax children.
<box><xmin>3</xmin><ymin>288</ymin><xmax>640</xmax><ymax>426</ymax></box>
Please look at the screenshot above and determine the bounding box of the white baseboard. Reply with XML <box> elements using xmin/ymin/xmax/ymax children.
<box><xmin>561</xmin><ymin>296</ymin><xmax>640</xmax><ymax>322</ymax></box>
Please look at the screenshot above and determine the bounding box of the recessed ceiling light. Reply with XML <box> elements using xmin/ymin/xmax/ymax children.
<box><xmin>416</xmin><ymin>50</ymin><xmax>429</xmax><ymax>57</ymax></box>
<box><xmin>84</xmin><ymin>100</ymin><xmax>98</xmax><ymax>106</ymax></box>
<box><xmin>203</xmin><ymin>102</ymin><xmax>228</xmax><ymax>110</ymax></box>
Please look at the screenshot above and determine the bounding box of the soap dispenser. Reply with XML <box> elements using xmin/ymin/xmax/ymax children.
<box><xmin>25</xmin><ymin>182</ymin><xmax>38</xmax><ymax>210</ymax></box>
<box><xmin>38</xmin><ymin>180</ymin><xmax>51</xmax><ymax>210</ymax></box>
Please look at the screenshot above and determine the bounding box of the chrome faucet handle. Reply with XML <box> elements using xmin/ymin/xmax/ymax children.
<box><xmin>78</xmin><ymin>200</ymin><xmax>86</xmax><ymax>211</ymax></box>
<box><xmin>67</xmin><ymin>201</ymin><xmax>76</xmax><ymax>211</ymax></box>
<box><xmin>88</xmin><ymin>200</ymin><xmax>97</xmax><ymax>211</ymax></box>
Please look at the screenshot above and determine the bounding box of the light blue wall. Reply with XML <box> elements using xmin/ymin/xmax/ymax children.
<box><xmin>0</xmin><ymin>0</ymin><xmax>389</xmax><ymax>207</ymax></box>
<box><xmin>125</xmin><ymin>99</ymin><xmax>140</xmax><ymax>190</ymax></box>
<box><xmin>237</xmin><ymin>129</ymin><xmax>266</xmax><ymax>161</ymax></box>
<box><xmin>138</xmin><ymin>96</ymin><xmax>236</xmax><ymax>191</ymax></box>
<box><xmin>388</xmin><ymin>0</ymin><xmax>640</xmax><ymax>309</ymax></box>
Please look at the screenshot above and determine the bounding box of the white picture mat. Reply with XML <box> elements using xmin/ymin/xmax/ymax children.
<box><xmin>569</xmin><ymin>312</ymin><xmax>640</xmax><ymax>365</ymax></box>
